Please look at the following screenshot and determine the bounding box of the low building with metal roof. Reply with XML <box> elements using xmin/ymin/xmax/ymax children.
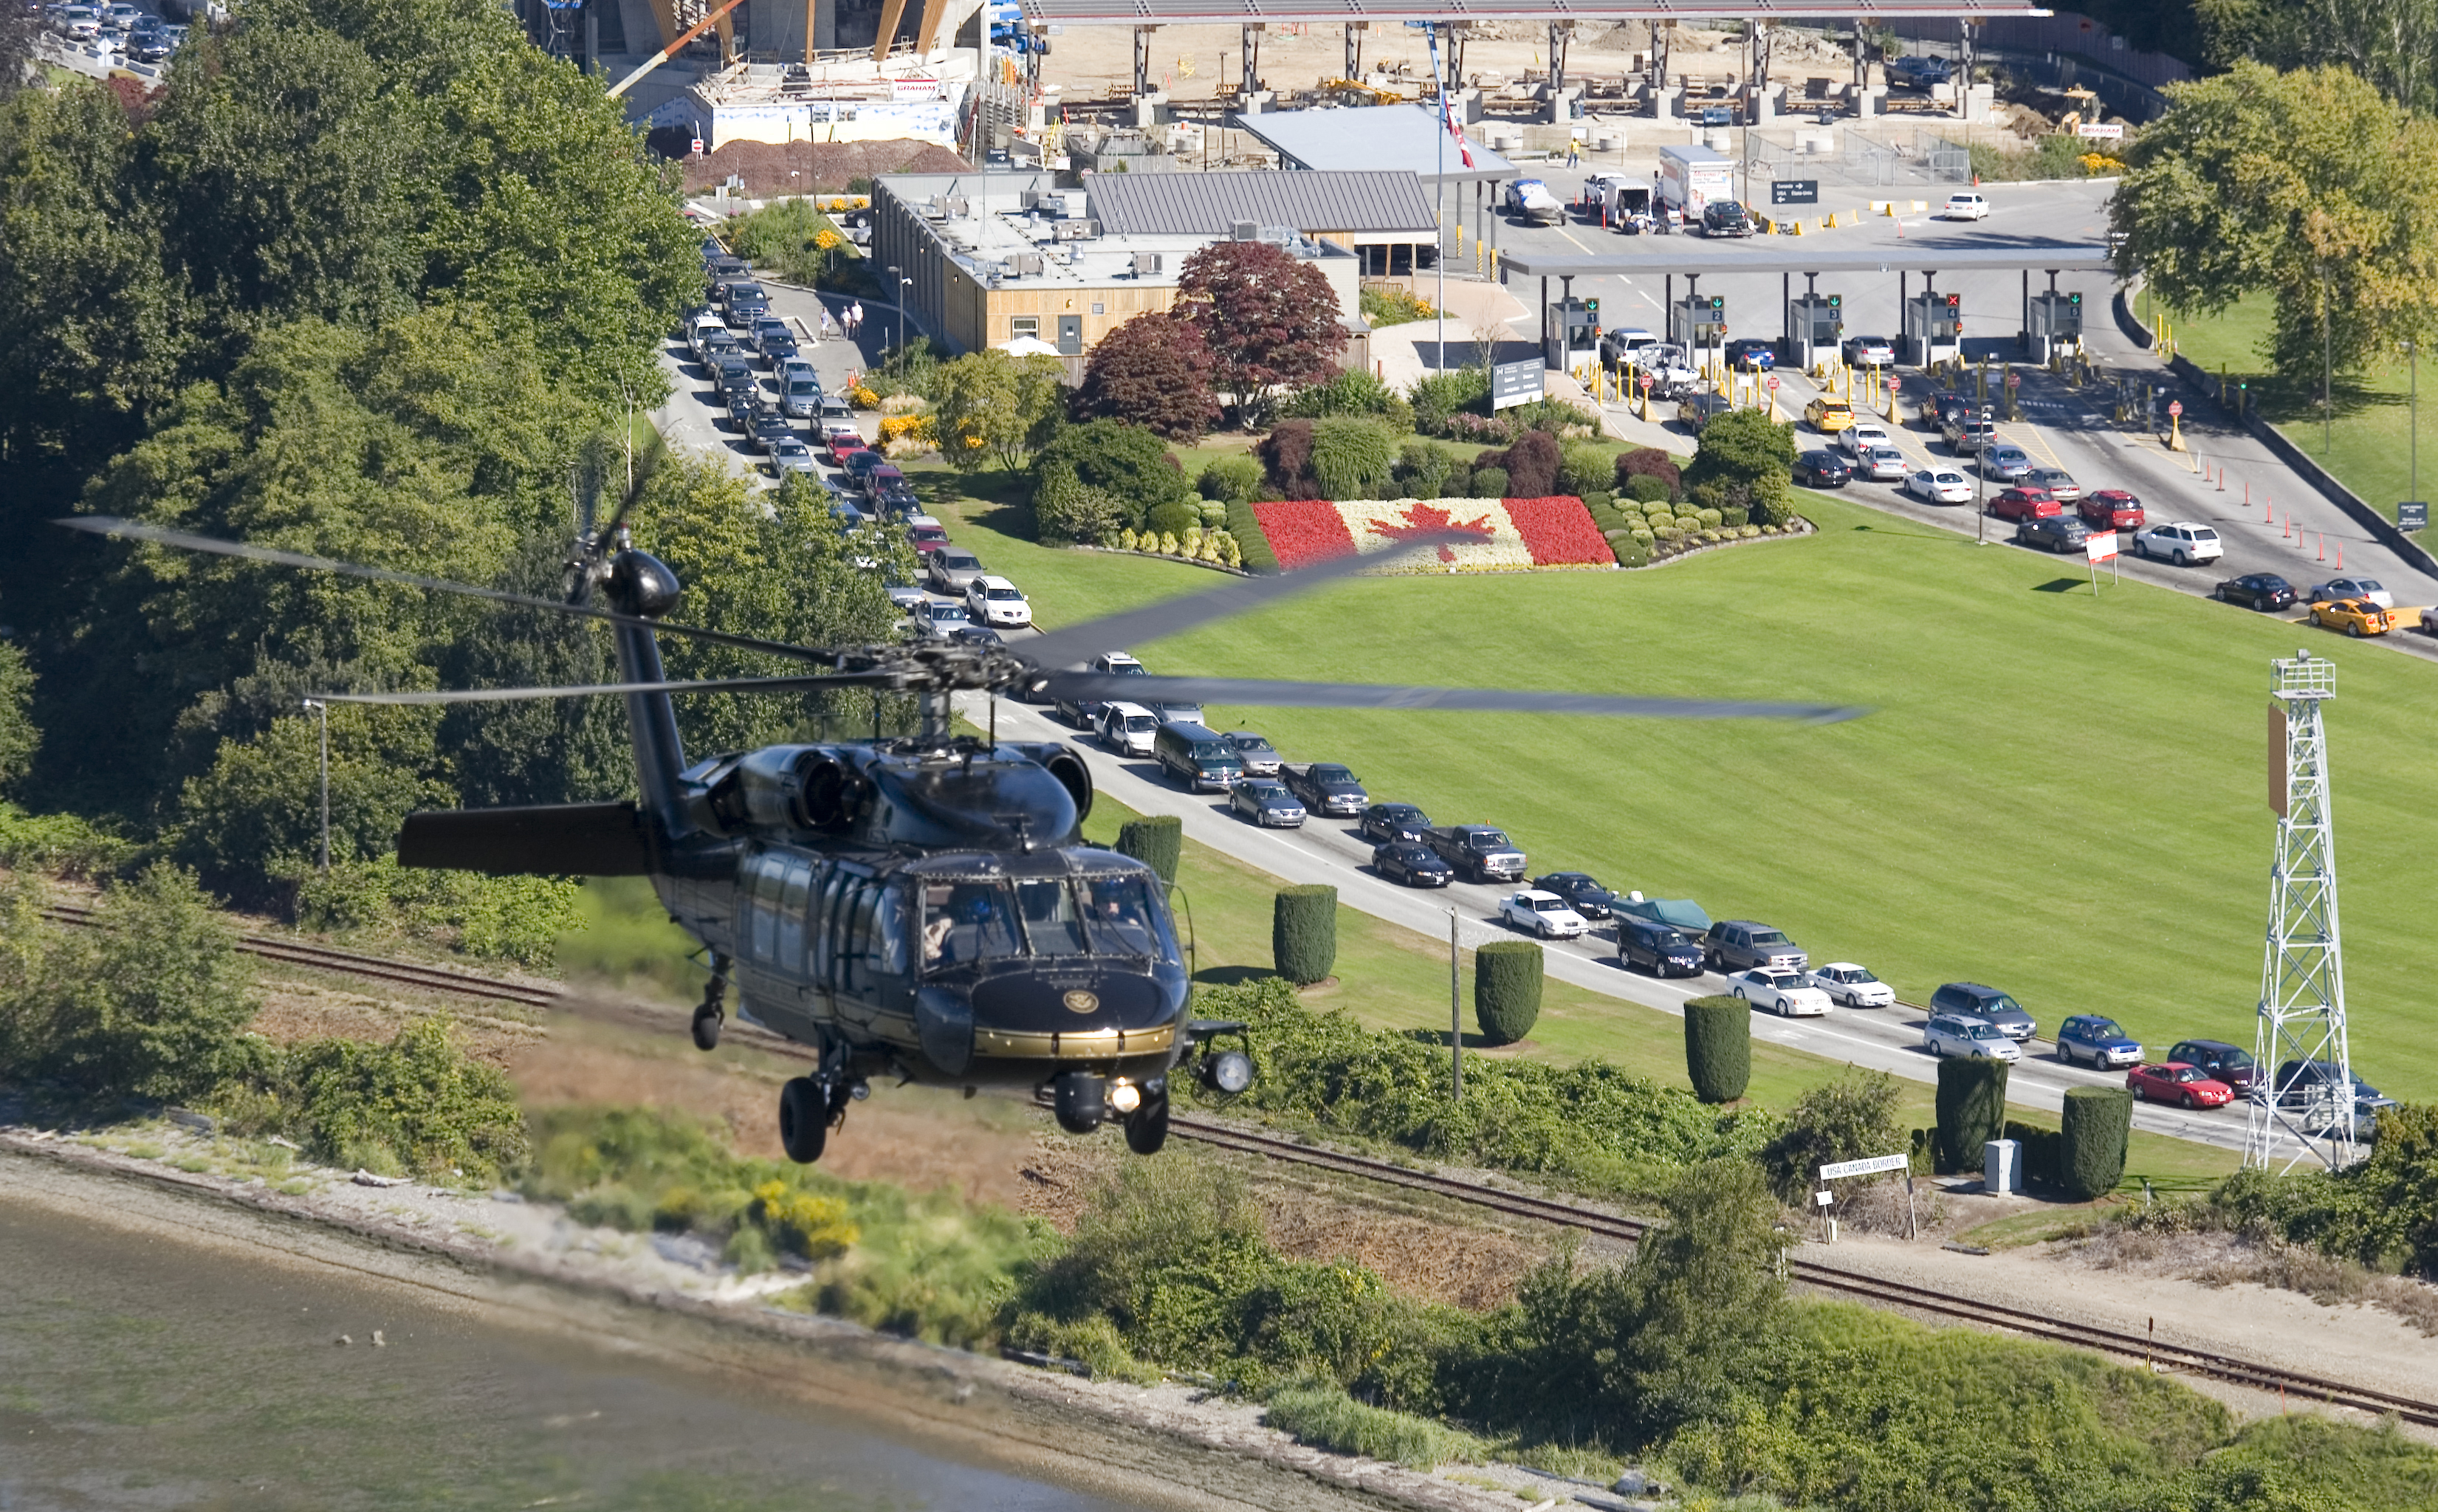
<box><xmin>1082</xmin><ymin>169</ymin><xmax>1439</xmax><ymax>280</ymax></box>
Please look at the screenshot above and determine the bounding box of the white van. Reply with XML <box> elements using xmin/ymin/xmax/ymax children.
<box><xmin>1096</xmin><ymin>701</ymin><xmax>1160</xmax><ymax>757</ymax></box>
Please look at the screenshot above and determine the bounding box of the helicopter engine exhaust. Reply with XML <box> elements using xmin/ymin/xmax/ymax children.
<box><xmin>1051</xmin><ymin>1070</ymin><xmax>1106</xmax><ymax>1134</ymax></box>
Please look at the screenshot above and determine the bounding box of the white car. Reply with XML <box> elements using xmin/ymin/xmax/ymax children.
<box><xmin>1924</xmin><ymin>1013</ymin><xmax>2022</xmax><ymax>1062</ymax></box>
<box><xmin>2132</xmin><ymin>521</ymin><xmax>2225</xmax><ymax>566</ymax></box>
<box><xmin>964</xmin><ymin>574</ymin><xmax>1033</xmax><ymax>628</ymax></box>
<box><xmin>1095</xmin><ymin>701</ymin><xmax>1159</xmax><ymax>757</ymax></box>
<box><xmin>2304</xmin><ymin>576</ymin><xmax>2394</xmax><ymax>609</ymax></box>
<box><xmin>1503</xmin><ymin>179</ymin><xmax>1567</xmax><ymax>226</ymax></box>
<box><xmin>1857</xmin><ymin>445</ymin><xmax>1909</xmax><ymax>482</ymax></box>
<box><xmin>1805</xmin><ymin>963</ymin><xmax>1895</xmax><ymax>1008</ymax></box>
<box><xmin>1942</xmin><ymin>192</ymin><xmax>1991</xmax><ymax>221</ymax></box>
<box><xmin>1500</xmin><ymin>890</ymin><xmax>1589</xmax><ymax>940</ymax></box>
<box><xmin>1906</xmin><ymin>468</ymin><xmax>1974</xmax><ymax>504</ymax></box>
<box><xmin>1730</xmin><ymin>968</ymin><xmax>1832</xmax><ymax>1017</ymax></box>
<box><xmin>1837</xmin><ymin>422</ymin><xmax>1892</xmax><ymax>458</ymax></box>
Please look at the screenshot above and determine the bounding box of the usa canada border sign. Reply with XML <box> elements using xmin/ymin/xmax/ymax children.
<box><xmin>1819</xmin><ymin>1152</ymin><xmax>1909</xmax><ymax>1181</ymax></box>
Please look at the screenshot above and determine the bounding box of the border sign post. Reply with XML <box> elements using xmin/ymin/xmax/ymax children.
<box><xmin>2087</xmin><ymin>527</ymin><xmax>2119</xmax><ymax>593</ymax></box>
<box><xmin>1491</xmin><ymin>358</ymin><xmax>1545</xmax><ymax>413</ymax></box>
<box><xmin>1819</xmin><ymin>1152</ymin><xmax>1914</xmax><ymax>1241</ymax></box>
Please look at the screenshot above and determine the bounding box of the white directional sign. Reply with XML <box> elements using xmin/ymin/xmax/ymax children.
<box><xmin>1819</xmin><ymin>1152</ymin><xmax>1910</xmax><ymax>1181</ymax></box>
<box><xmin>2087</xmin><ymin>531</ymin><xmax>2120</xmax><ymax>563</ymax></box>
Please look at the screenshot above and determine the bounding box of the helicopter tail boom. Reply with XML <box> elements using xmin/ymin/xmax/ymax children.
<box><xmin>399</xmin><ymin>801</ymin><xmax>653</xmax><ymax>876</ymax></box>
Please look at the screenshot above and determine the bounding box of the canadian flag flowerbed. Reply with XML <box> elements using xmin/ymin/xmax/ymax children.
<box><xmin>1248</xmin><ymin>497</ymin><xmax>1614</xmax><ymax>574</ymax></box>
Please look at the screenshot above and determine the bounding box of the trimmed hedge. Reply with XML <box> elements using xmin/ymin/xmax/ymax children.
<box><xmin>1114</xmin><ymin>816</ymin><xmax>1182</xmax><ymax>884</ymax></box>
<box><xmin>1223</xmin><ymin>498</ymin><xmax>1280</xmax><ymax>574</ymax></box>
<box><xmin>1934</xmin><ymin>1057</ymin><xmax>2010</xmax><ymax>1175</ymax></box>
<box><xmin>2003</xmin><ymin>1119</ymin><xmax>2064</xmax><ymax>1189</ymax></box>
<box><xmin>1473</xmin><ymin>941</ymin><xmax>1542</xmax><ymax>1045</ymax></box>
<box><xmin>1271</xmin><ymin>884</ymin><xmax>1337</xmax><ymax>985</ymax></box>
<box><xmin>2061</xmin><ymin>1086</ymin><xmax>2133</xmax><ymax>1200</ymax></box>
<box><xmin>1683</xmin><ymin>994</ymin><xmax>1751</xmax><ymax>1104</ymax></box>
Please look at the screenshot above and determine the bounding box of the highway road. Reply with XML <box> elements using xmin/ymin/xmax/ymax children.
<box><xmin>1485</xmin><ymin>175</ymin><xmax>2438</xmax><ymax>644</ymax></box>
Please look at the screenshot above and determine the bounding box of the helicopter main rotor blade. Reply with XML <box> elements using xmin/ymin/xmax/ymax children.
<box><xmin>1018</xmin><ymin>531</ymin><xmax>1481</xmax><ymax>673</ymax></box>
<box><xmin>55</xmin><ymin>516</ymin><xmax>834</xmax><ymax>666</ymax></box>
<box><xmin>306</xmin><ymin>672</ymin><xmax>906</xmax><ymax>706</ymax></box>
<box><xmin>1037</xmin><ymin>672</ymin><xmax>1868</xmax><ymax>724</ymax></box>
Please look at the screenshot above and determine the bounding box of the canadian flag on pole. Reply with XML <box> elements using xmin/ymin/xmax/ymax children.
<box><xmin>1424</xmin><ymin>25</ymin><xmax>1474</xmax><ymax>168</ymax></box>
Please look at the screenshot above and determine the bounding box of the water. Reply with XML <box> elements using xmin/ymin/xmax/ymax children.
<box><xmin>0</xmin><ymin>1187</ymin><xmax>1142</xmax><ymax>1512</ymax></box>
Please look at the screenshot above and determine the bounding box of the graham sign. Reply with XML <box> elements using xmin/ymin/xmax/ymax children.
<box><xmin>1491</xmin><ymin>358</ymin><xmax>1546</xmax><ymax>412</ymax></box>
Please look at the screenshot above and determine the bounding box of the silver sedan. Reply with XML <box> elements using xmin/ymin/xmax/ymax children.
<box><xmin>2023</xmin><ymin>466</ymin><xmax>2081</xmax><ymax>502</ymax></box>
<box><xmin>1857</xmin><ymin>444</ymin><xmax>1909</xmax><ymax>482</ymax></box>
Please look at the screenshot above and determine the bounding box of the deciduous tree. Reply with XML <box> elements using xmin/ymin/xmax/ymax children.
<box><xmin>2114</xmin><ymin>61</ymin><xmax>2438</xmax><ymax>378</ymax></box>
<box><xmin>1175</xmin><ymin>239</ymin><xmax>1347</xmax><ymax>426</ymax></box>
<box><xmin>1073</xmin><ymin>312</ymin><xmax>1220</xmax><ymax>441</ymax></box>
<box><xmin>931</xmin><ymin>348</ymin><xmax>1068</xmax><ymax>473</ymax></box>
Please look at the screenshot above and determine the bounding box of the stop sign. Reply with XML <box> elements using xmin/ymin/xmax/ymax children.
<box><xmin>2005</xmin><ymin>371</ymin><xmax>2021</xmax><ymax>388</ymax></box>
<box><xmin>691</xmin><ymin>137</ymin><xmax>706</xmax><ymax>154</ymax></box>
<box><xmin>2169</xmin><ymin>400</ymin><xmax>2184</xmax><ymax>416</ymax></box>
<box><xmin>1639</xmin><ymin>374</ymin><xmax>1655</xmax><ymax>389</ymax></box>
<box><xmin>1886</xmin><ymin>377</ymin><xmax>1903</xmax><ymax>392</ymax></box>
<box><xmin>1767</xmin><ymin>375</ymin><xmax>1781</xmax><ymax>390</ymax></box>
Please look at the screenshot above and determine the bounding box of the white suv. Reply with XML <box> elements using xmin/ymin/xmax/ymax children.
<box><xmin>964</xmin><ymin>574</ymin><xmax>1033</xmax><ymax>628</ymax></box>
<box><xmin>1837</xmin><ymin>422</ymin><xmax>1892</xmax><ymax>458</ymax></box>
<box><xmin>1942</xmin><ymin>192</ymin><xmax>1991</xmax><ymax>221</ymax></box>
<box><xmin>1923</xmin><ymin>1013</ymin><xmax>2021</xmax><ymax>1062</ymax></box>
<box><xmin>2133</xmin><ymin>521</ymin><xmax>2225</xmax><ymax>566</ymax></box>
<box><xmin>1095</xmin><ymin>701</ymin><xmax>1159</xmax><ymax>757</ymax></box>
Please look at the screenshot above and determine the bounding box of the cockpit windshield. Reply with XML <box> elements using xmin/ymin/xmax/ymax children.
<box><xmin>918</xmin><ymin>873</ymin><xmax>1177</xmax><ymax>969</ymax></box>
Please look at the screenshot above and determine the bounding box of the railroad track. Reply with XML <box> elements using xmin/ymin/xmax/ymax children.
<box><xmin>46</xmin><ymin>902</ymin><xmax>2433</xmax><ymax>1426</ymax></box>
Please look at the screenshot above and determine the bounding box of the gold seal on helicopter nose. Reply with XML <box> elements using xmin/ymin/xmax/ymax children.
<box><xmin>1062</xmin><ymin>989</ymin><xmax>1099</xmax><ymax>1014</ymax></box>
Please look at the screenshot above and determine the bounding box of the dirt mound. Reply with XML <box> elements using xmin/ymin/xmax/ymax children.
<box><xmin>679</xmin><ymin>137</ymin><xmax>971</xmax><ymax>196</ymax></box>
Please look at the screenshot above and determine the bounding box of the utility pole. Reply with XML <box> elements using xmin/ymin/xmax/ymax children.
<box><xmin>302</xmin><ymin>698</ymin><xmax>329</xmax><ymax>873</ymax></box>
<box><xmin>2321</xmin><ymin>267</ymin><xmax>2332</xmax><ymax>455</ymax></box>
<box><xmin>1448</xmin><ymin>908</ymin><xmax>1463</xmax><ymax>1100</ymax></box>
<box><xmin>2407</xmin><ymin>340</ymin><xmax>2419</xmax><ymax>504</ymax></box>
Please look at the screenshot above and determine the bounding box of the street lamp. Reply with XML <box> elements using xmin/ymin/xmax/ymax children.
<box><xmin>301</xmin><ymin>698</ymin><xmax>329</xmax><ymax>873</ymax></box>
<box><xmin>1973</xmin><ymin>404</ymin><xmax>1991</xmax><ymax>544</ymax></box>
<box><xmin>885</xmin><ymin>264</ymin><xmax>903</xmax><ymax>357</ymax></box>
<box><xmin>2406</xmin><ymin>339</ymin><xmax>2419</xmax><ymax>506</ymax></box>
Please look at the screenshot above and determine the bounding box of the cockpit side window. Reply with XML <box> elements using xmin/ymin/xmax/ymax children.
<box><xmin>1015</xmin><ymin>878</ymin><xmax>1089</xmax><ymax>955</ymax></box>
<box><xmin>1080</xmin><ymin>874</ymin><xmax>1175</xmax><ymax>960</ymax></box>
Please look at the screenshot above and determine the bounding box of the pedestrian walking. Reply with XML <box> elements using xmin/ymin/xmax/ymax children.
<box><xmin>1565</xmin><ymin>140</ymin><xmax>1579</xmax><ymax>168</ymax></box>
<box><xmin>849</xmin><ymin>301</ymin><xmax>865</xmax><ymax>337</ymax></box>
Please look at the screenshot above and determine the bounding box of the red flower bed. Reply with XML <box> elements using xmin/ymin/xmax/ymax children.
<box><xmin>1501</xmin><ymin>496</ymin><xmax>1615</xmax><ymax>566</ymax></box>
<box><xmin>1249</xmin><ymin>499</ymin><xmax>1358</xmax><ymax>569</ymax></box>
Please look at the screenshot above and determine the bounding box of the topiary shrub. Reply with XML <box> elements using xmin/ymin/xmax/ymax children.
<box><xmin>1224</xmin><ymin>498</ymin><xmax>1281</xmax><ymax>574</ymax></box>
<box><xmin>1473</xmin><ymin>940</ymin><xmax>1542</xmax><ymax>1045</ymax></box>
<box><xmin>1683</xmin><ymin>994</ymin><xmax>1751</xmax><ymax>1104</ymax></box>
<box><xmin>1610</xmin><ymin>535</ymin><xmax>1650</xmax><ymax>568</ymax></box>
<box><xmin>1467</xmin><ymin>466</ymin><xmax>1509</xmax><ymax>499</ymax></box>
<box><xmin>1257</xmin><ymin>419</ymin><xmax>1319</xmax><ymax>498</ymax></box>
<box><xmin>2003</xmin><ymin>1119</ymin><xmax>2064</xmax><ymax>1190</ymax></box>
<box><xmin>1146</xmin><ymin>499</ymin><xmax>1200</xmax><ymax>538</ymax></box>
<box><xmin>1114</xmin><ymin>816</ymin><xmax>1182</xmax><ymax>884</ymax></box>
<box><xmin>1559</xmin><ymin>441</ymin><xmax>1613</xmax><ymax>498</ymax></box>
<box><xmin>1623</xmin><ymin>474</ymin><xmax>1673</xmax><ymax>506</ymax></box>
<box><xmin>1488</xmin><ymin>430</ymin><xmax>1562</xmax><ymax>498</ymax></box>
<box><xmin>2060</xmin><ymin>1086</ymin><xmax>2133</xmax><ymax>1200</ymax></box>
<box><xmin>1615</xmin><ymin>447</ymin><xmax>1683</xmax><ymax>498</ymax></box>
<box><xmin>1271</xmin><ymin>884</ymin><xmax>1337</xmax><ymax>985</ymax></box>
<box><xmin>1308</xmin><ymin>417</ymin><xmax>1399</xmax><ymax>500</ymax></box>
<box><xmin>1198</xmin><ymin>455</ymin><xmax>1263</xmax><ymax>506</ymax></box>
<box><xmin>1934</xmin><ymin>1056</ymin><xmax>2011</xmax><ymax>1176</ymax></box>
<box><xmin>1393</xmin><ymin>440</ymin><xmax>1460</xmax><ymax>498</ymax></box>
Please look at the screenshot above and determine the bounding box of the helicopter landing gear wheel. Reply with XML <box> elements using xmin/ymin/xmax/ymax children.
<box><xmin>691</xmin><ymin>958</ymin><xmax>728</xmax><ymax>1052</ymax></box>
<box><xmin>778</xmin><ymin>1077</ymin><xmax>828</xmax><ymax>1164</ymax></box>
<box><xmin>1123</xmin><ymin>1088</ymin><xmax>1170</xmax><ymax>1155</ymax></box>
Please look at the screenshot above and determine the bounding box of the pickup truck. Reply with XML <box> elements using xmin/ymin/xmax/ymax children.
<box><xmin>1426</xmin><ymin>825</ymin><xmax>1526</xmax><ymax>884</ymax></box>
<box><xmin>1280</xmin><ymin>763</ymin><xmax>1368</xmax><ymax>818</ymax></box>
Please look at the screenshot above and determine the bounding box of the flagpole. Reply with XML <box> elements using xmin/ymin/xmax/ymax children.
<box><xmin>1434</xmin><ymin>24</ymin><xmax>1446</xmax><ymax>376</ymax></box>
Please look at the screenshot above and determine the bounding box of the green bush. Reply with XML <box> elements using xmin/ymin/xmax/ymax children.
<box><xmin>1393</xmin><ymin>439</ymin><xmax>1460</xmax><ymax>498</ymax></box>
<box><xmin>281</xmin><ymin>1014</ymin><xmax>528</xmax><ymax>1180</ymax></box>
<box><xmin>1358</xmin><ymin>285</ymin><xmax>1436</xmax><ymax>327</ymax></box>
<box><xmin>1196</xmin><ymin>455</ymin><xmax>1263</xmax><ymax>506</ymax></box>
<box><xmin>1559</xmin><ymin>441</ymin><xmax>1613</xmax><ymax>496</ymax></box>
<box><xmin>1934</xmin><ymin>1057</ymin><xmax>2010</xmax><ymax>1175</ymax></box>
<box><xmin>1281</xmin><ymin>369</ymin><xmax>1414</xmax><ymax>433</ymax></box>
<box><xmin>1683</xmin><ymin>995</ymin><xmax>1751</xmax><ymax>1104</ymax></box>
<box><xmin>1468</xmin><ymin>466</ymin><xmax>1510</xmax><ymax>498</ymax></box>
<box><xmin>1759</xmin><ymin>1071</ymin><xmax>1904</xmax><ymax>1203</ymax></box>
<box><xmin>1407</xmin><ymin>368</ymin><xmax>1489</xmax><ymax>433</ymax></box>
<box><xmin>1032</xmin><ymin>419</ymin><xmax>1190</xmax><ymax>528</ymax></box>
<box><xmin>1473</xmin><ymin>940</ymin><xmax>1543</xmax><ymax>1045</ymax></box>
<box><xmin>291</xmin><ymin>853</ymin><xmax>584</xmax><ymax>965</ymax></box>
<box><xmin>2004</xmin><ymin>1119</ymin><xmax>2064</xmax><ymax>1190</ymax></box>
<box><xmin>1034</xmin><ymin>461</ymin><xmax>1128</xmax><ymax>545</ymax></box>
<box><xmin>2061</xmin><ymin>1087</ymin><xmax>2133</xmax><ymax>1200</ymax></box>
<box><xmin>1189</xmin><ymin>978</ymin><xmax>1771</xmax><ymax>1189</ymax></box>
<box><xmin>1615</xmin><ymin>447</ymin><xmax>1683</xmax><ymax>498</ymax></box>
<box><xmin>1271</xmin><ymin>884</ymin><xmax>1337</xmax><ymax>985</ymax></box>
<box><xmin>0</xmin><ymin>801</ymin><xmax>141</xmax><ymax>879</ymax></box>
<box><xmin>1114</xmin><ymin>815</ymin><xmax>1182</xmax><ymax>883</ymax></box>
<box><xmin>1145</xmin><ymin>498</ymin><xmax>1200</xmax><ymax>538</ymax></box>
<box><xmin>1308</xmin><ymin>417</ymin><xmax>1399</xmax><ymax>499</ymax></box>
<box><xmin>1610</xmin><ymin>535</ymin><xmax>1651</xmax><ymax>568</ymax></box>
<box><xmin>1224</xmin><ymin>498</ymin><xmax>1281</xmax><ymax>574</ymax></box>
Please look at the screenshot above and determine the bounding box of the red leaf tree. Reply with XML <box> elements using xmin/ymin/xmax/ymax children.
<box><xmin>1175</xmin><ymin>240</ymin><xmax>1347</xmax><ymax>426</ymax></box>
<box><xmin>1071</xmin><ymin>312</ymin><xmax>1221</xmax><ymax>441</ymax></box>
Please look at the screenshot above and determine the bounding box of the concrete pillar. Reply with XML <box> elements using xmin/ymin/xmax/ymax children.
<box><xmin>1133</xmin><ymin>92</ymin><xmax>1167</xmax><ymax>128</ymax></box>
<box><xmin>1855</xmin><ymin>85</ymin><xmax>1883</xmax><ymax>120</ymax></box>
<box><xmin>1650</xmin><ymin>84</ymin><xmax>1677</xmax><ymax>121</ymax></box>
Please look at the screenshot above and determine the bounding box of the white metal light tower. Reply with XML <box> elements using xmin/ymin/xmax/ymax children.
<box><xmin>2242</xmin><ymin>650</ymin><xmax>2358</xmax><ymax>1172</ymax></box>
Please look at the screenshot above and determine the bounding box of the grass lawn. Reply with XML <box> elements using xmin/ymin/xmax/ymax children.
<box><xmin>2155</xmin><ymin>290</ymin><xmax>2437</xmax><ymax>523</ymax></box>
<box><xmin>945</xmin><ymin>478</ymin><xmax>2438</xmax><ymax>1116</ymax></box>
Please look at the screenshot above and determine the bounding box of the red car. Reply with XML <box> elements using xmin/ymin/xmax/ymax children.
<box><xmin>2080</xmin><ymin>489</ymin><xmax>2144</xmax><ymax>532</ymax></box>
<box><xmin>908</xmin><ymin>522</ymin><xmax>950</xmax><ymax>556</ymax></box>
<box><xmin>1988</xmin><ymin>486</ymin><xmax>2060</xmax><ymax>522</ymax></box>
<box><xmin>2126</xmin><ymin>1062</ymin><xmax>2236</xmax><ymax>1109</ymax></box>
<box><xmin>825</xmin><ymin>433</ymin><xmax>868</xmax><ymax>466</ymax></box>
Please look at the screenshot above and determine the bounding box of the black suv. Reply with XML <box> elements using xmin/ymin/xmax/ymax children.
<box><xmin>2215</xmin><ymin>573</ymin><xmax>2296</xmax><ymax>611</ymax></box>
<box><xmin>1700</xmin><ymin>201</ymin><xmax>1755</xmax><ymax>237</ymax></box>
<box><xmin>2016</xmin><ymin>515</ymin><xmax>2089</xmax><ymax>553</ymax></box>
<box><xmin>1618</xmin><ymin>918</ymin><xmax>1705</xmax><ymax>977</ymax></box>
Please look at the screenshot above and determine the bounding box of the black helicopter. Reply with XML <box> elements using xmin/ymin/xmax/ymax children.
<box><xmin>61</xmin><ymin>507</ymin><xmax>1861</xmax><ymax>1164</ymax></box>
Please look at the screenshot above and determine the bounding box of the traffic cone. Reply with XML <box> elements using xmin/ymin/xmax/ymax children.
<box><xmin>2282</xmin><ymin>513</ymin><xmax>2292</xmax><ymax>540</ymax></box>
<box><xmin>2216</xmin><ymin>466</ymin><xmax>2225</xmax><ymax>492</ymax></box>
<box><xmin>2318</xmin><ymin>532</ymin><xmax>2326</xmax><ymax>561</ymax></box>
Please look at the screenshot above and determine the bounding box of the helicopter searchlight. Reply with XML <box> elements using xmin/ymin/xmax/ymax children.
<box><xmin>57</xmin><ymin>507</ymin><xmax>1862</xmax><ymax>1164</ymax></box>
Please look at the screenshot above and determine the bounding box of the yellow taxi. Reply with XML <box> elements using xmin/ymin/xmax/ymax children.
<box><xmin>2309</xmin><ymin>597</ymin><xmax>2393</xmax><ymax>637</ymax></box>
<box><xmin>1804</xmin><ymin>396</ymin><xmax>1855</xmax><ymax>433</ymax></box>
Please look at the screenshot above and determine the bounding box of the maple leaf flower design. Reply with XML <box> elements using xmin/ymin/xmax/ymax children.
<box><xmin>1364</xmin><ymin>501</ymin><xmax>1497</xmax><ymax>562</ymax></box>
